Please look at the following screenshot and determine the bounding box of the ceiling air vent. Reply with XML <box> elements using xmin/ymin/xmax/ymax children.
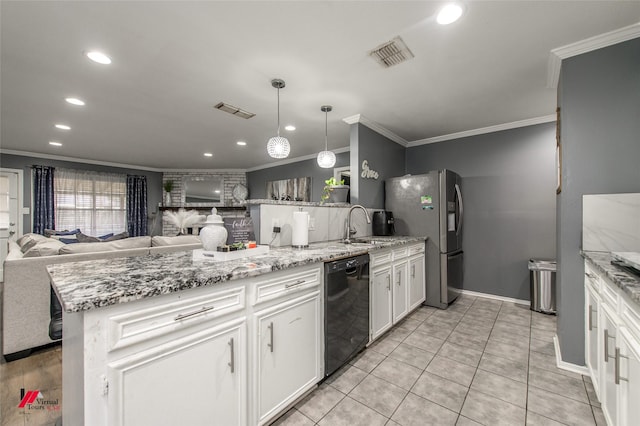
<box><xmin>214</xmin><ymin>102</ymin><xmax>255</xmax><ymax>119</ymax></box>
<box><xmin>369</xmin><ymin>36</ymin><xmax>415</xmax><ymax>68</ymax></box>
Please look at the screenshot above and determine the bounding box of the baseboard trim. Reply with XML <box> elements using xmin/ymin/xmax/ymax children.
<box><xmin>553</xmin><ymin>335</ymin><xmax>589</xmax><ymax>376</ymax></box>
<box><xmin>459</xmin><ymin>289</ymin><xmax>529</xmax><ymax>306</ymax></box>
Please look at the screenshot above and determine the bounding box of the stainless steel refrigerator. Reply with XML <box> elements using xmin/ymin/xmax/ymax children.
<box><xmin>385</xmin><ymin>170</ymin><xmax>464</xmax><ymax>308</ymax></box>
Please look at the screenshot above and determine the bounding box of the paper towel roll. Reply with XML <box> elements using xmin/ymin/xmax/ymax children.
<box><xmin>292</xmin><ymin>211</ymin><xmax>309</xmax><ymax>247</ymax></box>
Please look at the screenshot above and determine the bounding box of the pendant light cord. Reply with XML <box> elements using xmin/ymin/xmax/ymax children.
<box><xmin>277</xmin><ymin>88</ymin><xmax>281</xmax><ymax>137</ymax></box>
<box><xmin>324</xmin><ymin>110</ymin><xmax>329</xmax><ymax>150</ymax></box>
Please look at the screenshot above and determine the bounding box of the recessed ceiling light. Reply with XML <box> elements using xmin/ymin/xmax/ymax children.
<box><xmin>285</xmin><ymin>125</ymin><xmax>296</xmax><ymax>131</ymax></box>
<box><xmin>55</xmin><ymin>124</ymin><xmax>71</xmax><ymax>130</ymax></box>
<box><xmin>65</xmin><ymin>97</ymin><xmax>85</xmax><ymax>106</ymax></box>
<box><xmin>86</xmin><ymin>51</ymin><xmax>112</xmax><ymax>65</ymax></box>
<box><xmin>204</xmin><ymin>152</ymin><xmax>213</xmax><ymax>157</ymax></box>
<box><xmin>49</xmin><ymin>141</ymin><xmax>63</xmax><ymax>147</ymax></box>
<box><xmin>437</xmin><ymin>3</ymin><xmax>464</xmax><ymax>25</ymax></box>
<box><xmin>236</xmin><ymin>141</ymin><xmax>247</xmax><ymax>146</ymax></box>
<box><xmin>214</xmin><ymin>190</ymin><xmax>221</xmax><ymax>194</ymax></box>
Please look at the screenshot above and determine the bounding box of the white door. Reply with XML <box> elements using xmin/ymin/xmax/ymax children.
<box><xmin>601</xmin><ymin>303</ymin><xmax>618</xmax><ymax>426</ymax></box>
<box><xmin>256</xmin><ymin>292</ymin><xmax>321</xmax><ymax>425</ymax></box>
<box><xmin>108</xmin><ymin>320</ymin><xmax>246</xmax><ymax>426</ymax></box>
<box><xmin>618</xmin><ymin>327</ymin><xmax>640</xmax><ymax>426</ymax></box>
<box><xmin>408</xmin><ymin>255</ymin><xmax>426</xmax><ymax>311</ymax></box>
<box><xmin>392</xmin><ymin>259</ymin><xmax>409</xmax><ymax>323</ymax></box>
<box><xmin>370</xmin><ymin>265</ymin><xmax>392</xmax><ymax>340</ymax></box>
<box><xmin>585</xmin><ymin>281</ymin><xmax>601</xmax><ymax>396</ymax></box>
<box><xmin>0</xmin><ymin>170</ymin><xmax>20</xmax><ymax>278</ymax></box>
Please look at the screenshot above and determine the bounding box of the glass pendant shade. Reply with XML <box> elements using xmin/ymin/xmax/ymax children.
<box><xmin>317</xmin><ymin>150</ymin><xmax>336</xmax><ymax>168</ymax></box>
<box><xmin>267</xmin><ymin>136</ymin><xmax>291</xmax><ymax>159</ymax></box>
<box><xmin>267</xmin><ymin>79</ymin><xmax>290</xmax><ymax>159</ymax></box>
<box><xmin>317</xmin><ymin>105</ymin><xmax>335</xmax><ymax>168</ymax></box>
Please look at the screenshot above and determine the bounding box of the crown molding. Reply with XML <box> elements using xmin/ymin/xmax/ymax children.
<box><xmin>246</xmin><ymin>146</ymin><xmax>350</xmax><ymax>172</ymax></box>
<box><xmin>408</xmin><ymin>114</ymin><xmax>556</xmax><ymax>147</ymax></box>
<box><xmin>342</xmin><ymin>114</ymin><xmax>408</xmax><ymax>147</ymax></box>
<box><xmin>547</xmin><ymin>22</ymin><xmax>640</xmax><ymax>88</ymax></box>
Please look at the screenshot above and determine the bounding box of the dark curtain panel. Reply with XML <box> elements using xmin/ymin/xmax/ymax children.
<box><xmin>32</xmin><ymin>165</ymin><xmax>55</xmax><ymax>235</ymax></box>
<box><xmin>126</xmin><ymin>175</ymin><xmax>148</xmax><ymax>236</ymax></box>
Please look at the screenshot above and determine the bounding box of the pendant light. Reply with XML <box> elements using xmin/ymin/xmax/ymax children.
<box><xmin>266</xmin><ymin>79</ymin><xmax>290</xmax><ymax>159</ymax></box>
<box><xmin>317</xmin><ymin>105</ymin><xmax>336</xmax><ymax>168</ymax></box>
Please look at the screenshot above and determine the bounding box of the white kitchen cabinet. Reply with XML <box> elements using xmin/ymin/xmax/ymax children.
<box><xmin>408</xmin><ymin>254</ymin><xmax>426</xmax><ymax>311</ymax></box>
<box><xmin>584</xmin><ymin>256</ymin><xmax>640</xmax><ymax>426</ymax></box>
<box><xmin>370</xmin><ymin>242</ymin><xmax>426</xmax><ymax>342</ymax></box>
<box><xmin>370</xmin><ymin>265</ymin><xmax>393</xmax><ymax>340</ymax></box>
<box><xmin>107</xmin><ymin>318</ymin><xmax>246</xmax><ymax>426</ymax></box>
<box><xmin>392</xmin><ymin>259</ymin><xmax>409</xmax><ymax>323</ymax></box>
<box><xmin>585</xmin><ymin>268</ymin><xmax>601</xmax><ymax>396</ymax></box>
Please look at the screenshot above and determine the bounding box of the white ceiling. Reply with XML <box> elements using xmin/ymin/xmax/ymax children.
<box><xmin>1</xmin><ymin>1</ymin><xmax>639</xmax><ymax>170</ymax></box>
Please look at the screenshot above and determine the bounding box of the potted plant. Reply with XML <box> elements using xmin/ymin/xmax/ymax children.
<box><xmin>321</xmin><ymin>177</ymin><xmax>349</xmax><ymax>204</ymax></box>
<box><xmin>163</xmin><ymin>180</ymin><xmax>174</xmax><ymax>206</ymax></box>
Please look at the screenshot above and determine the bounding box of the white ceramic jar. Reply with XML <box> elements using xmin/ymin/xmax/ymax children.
<box><xmin>199</xmin><ymin>208</ymin><xmax>228</xmax><ymax>251</ymax></box>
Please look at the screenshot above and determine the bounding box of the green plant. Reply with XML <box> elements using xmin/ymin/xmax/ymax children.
<box><xmin>163</xmin><ymin>180</ymin><xmax>174</xmax><ymax>193</ymax></box>
<box><xmin>321</xmin><ymin>177</ymin><xmax>345</xmax><ymax>203</ymax></box>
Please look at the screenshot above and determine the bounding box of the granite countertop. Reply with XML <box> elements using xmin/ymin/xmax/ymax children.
<box><xmin>48</xmin><ymin>236</ymin><xmax>425</xmax><ymax>314</ymax></box>
<box><xmin>582</xmin><ymin>250</ymin><xmax>640</xmax><ymax>306</ymax></box>
<box><xmin>245</xmin><ymin>199</ymin><xmax>350</xmax><ymax>207</ymax></box>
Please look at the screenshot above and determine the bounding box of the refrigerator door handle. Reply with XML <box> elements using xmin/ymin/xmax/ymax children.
<box><xmin>455</xmin><ymin>183</ymin><xmax>463</xmax><ymax>236</ymax></box>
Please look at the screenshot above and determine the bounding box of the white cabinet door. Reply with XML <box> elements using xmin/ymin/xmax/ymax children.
<box><xmin>371</xmin><ymin>265</ymin><xmax>392</xmax><ymax>340</ymax></box>
<box><xmin>585</xmin><ymin>279</ymin><xmax>601</xmax><ymax>397</ymax></box>
<box><xmin>408</xmin><ymin>254</ymin><xmax>426</xmax><ymax>311</ymax></box>
<box><xmin>255</xmin><ymin>292</ymin><xmax>321</xmax><ymax>425</ymax></box>
<box><xmin>392</xmin><ymin>259</ymin><xmax>409</xmax><ymax>323</ymax></box>
<box><xmin>618</xmin><ymin>327</ymin><xmax>640</xmax><ymax>426</ymax></box>
<box><xmin>107</xmin><ymin>319</ymin><xmax>246</xmax><ymax>426</ymax></box>
<box><xmin>601</xmin><ymin>303</ymin><xmax>619</xmax><ymax>426</ymax></box>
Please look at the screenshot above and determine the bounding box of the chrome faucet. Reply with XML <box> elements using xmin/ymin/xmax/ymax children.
<box><xmin>344</xmin><ymin>204</ymin><xmax>371</xmax><ymax>244</ymax></box>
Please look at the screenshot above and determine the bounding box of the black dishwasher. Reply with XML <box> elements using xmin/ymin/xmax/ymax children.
<box><xmin>324</xmin><ymin>254</ymin><xmax>370</xmax><ymax>377</ymax></box>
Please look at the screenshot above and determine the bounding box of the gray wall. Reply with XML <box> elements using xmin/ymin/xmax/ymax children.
<box><xmin>0</xmin><ymin>153</ymin><xmax>164</xmax><ymax>235</ymax></box>
<box><xmin>557</xmin><ymin>38</ymin><xmax>640</xmax><ymax>365</ymax></box>
<box><xmin>406</xmin><ymin>122</ymin><xmax>557</xmax><ymax>301</ymax></box>
<box><xmin>350</xmin><ymin>124</ymin><xmax>405</xmax><ymax>209</ymax></box>
<box><xmin>246</xmin><ymin>152</ymin><xmax>350</xmax><ymax>202</ymax></box>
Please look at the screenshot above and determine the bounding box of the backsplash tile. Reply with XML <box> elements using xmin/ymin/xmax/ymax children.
<box><xmin>583</xmin><ymin>193</ymin><xmax>640</xmax><ymax>252</ymax></box>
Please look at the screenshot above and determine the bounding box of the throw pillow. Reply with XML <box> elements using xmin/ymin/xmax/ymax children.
<box><xmin>18</xmin><ymin>233</ymin><xmax>49</xmax><ymax>253</ymax></box>
<box><xmin>76</xmin><ymin>232</ymin><xmax>101</xmax><ymax>243</ymax></box>
<box><xmin>104</xmin><ymin>231</ymin><xmax>129</xmax><ymax>242</ymax></box>
<box><xmin>22</xmin><ymin>239</ymin><xmax>65</xmax><ymax>257</ymax></box>
<box><xmin>44</xmin><ymin>228</ymin><xmax>81</xmax><ymax>237</ymax></box>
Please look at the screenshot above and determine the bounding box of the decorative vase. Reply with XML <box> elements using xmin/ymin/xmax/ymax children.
<box><xmin>164</xmin><ymin>191</ymin><xmax>172</xmax><ymax>206</ymax></box>
<box><xmin>199</xmin><ymin>208</ymin><xmax>228</xmax><ymax>251</ymax></box>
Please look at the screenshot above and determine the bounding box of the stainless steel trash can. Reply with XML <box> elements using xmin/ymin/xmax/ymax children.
<box><xmin>529</xmin><ymin>259</ymin><xmax>556</xmax><ymax>314</ymax></box>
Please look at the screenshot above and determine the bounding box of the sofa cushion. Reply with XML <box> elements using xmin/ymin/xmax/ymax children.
<box><xmin>5</xmin><ymin>241</ymin><xmax>24</xmax><ymax>260</ymax></box>
<box><xmin>58</xmin><ymin>236</ymin><xmax>151</xmax><ymax>254</ymax></box>
<box><xmin>151</xmin><ymin>235</ymin><xmax>201</xmax><ymax>247</ymax></box>
<box><xmin>17</xmin><ymin>233</ymin><xmax>49</xmax><ymax>253</ymax></box>
<box><xmin>22</xmin><ymin>239</ymin><xmax>66</xmax><ymax>258</ymax></box>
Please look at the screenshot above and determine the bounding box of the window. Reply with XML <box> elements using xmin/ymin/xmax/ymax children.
<box><xmin>54</xmin><ymin>169</ymin><xmax>126</xmax><ymax>236</ymax></box>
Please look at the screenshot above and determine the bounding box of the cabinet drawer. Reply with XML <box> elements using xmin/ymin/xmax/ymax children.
<box><xmin>600</xmin><ymin>276</ymin><xmax>619</xmax><ymax>309</ymax></box>
<box><xmin>408</xmin><ymin>243</ymin><xmax>425</xmax><ymax>256</ymax></box>
<box><xmin>108</xmin><ymin>286</ymin><xmax>245</xmax><ymax>351</ymax></box>
<box><xmin>392</xmin><ymin>246</ymin><xmax>408</xmax><ymax>260</ymax></box>
<box><xmin>370</xmin><ymin>249</ymin><xmax>392</xmax><ymax>267</ymax></box>
<box><xmin>252</xmin><ymin>266</ymin><xmax>321</xmax><ymax>306</ymax></box>
<box><xmin>621</xmin><ymin>297</ymin><xmax>640</xmax><ymax>342</ymax></box>
<box><xmin>585</xmin><ymin>264</ymin><xmax>601</xmax><ymax>293</ymax></box>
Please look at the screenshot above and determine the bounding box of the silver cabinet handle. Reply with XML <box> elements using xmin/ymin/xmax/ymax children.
<box><xmin>174</xmin><ymin>305</ymin><xmax>214</xmax><ymax>321</ymax></box>
<box><xmin>586</xmin><ymin>272</ymin><xmax>596</xmax><ymax>279</ymax></box>
<box><xmin>588</xmin><ymin>305</ymin><xmax>593</xmax><ymax>331</ymax></box>
<box><xmin>285</xmin><ymin>279</ymin><xmax>305</xmax><ymax>289</ymax></box>
<box><xmin>228</xmin><ymin>337</ymin><xmax>235</xmax><ymax>373</ymax></box>
<box><xmin>615</xmin><ymin>347</ymin><xmax>629</xmax><ymax>385</ymax></box>
<box><xmin>411</xmin><ymin>265</ymin><xmax>416</xmax><ymax>279</ymax></box>
<box><xmin>268</xmin><ymin>322</ymin><xmax>274</xmax><ymax>353</ymax></box>
<box><xmin>387</xmin><ymin>275</ymin><xmax>391</xmax><ymax>291</ymax></box>
<box><xmin>604</xmin><ymin>329</ymin><xmax>616</xmax><ymax>362</ymax></box>
<box><xmin>397</xmin><ymin>271</ymin><xmax>401</xmax><ymax>286</ymax></box>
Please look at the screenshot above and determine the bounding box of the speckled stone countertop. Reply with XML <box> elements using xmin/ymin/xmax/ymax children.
<box><xmin>582</xmin><ymin>251</ymin><xmax>640</xmax><ymax>306</ymax></box>
<box><xmin>48</xmin><ymin>237</ymin><xmax>425</xmax><ymax>313</ymax></box>
<box><xmin>245</xmin><ymin>199</ymin><xmax>350</xmax><ymax>207</ymax></box>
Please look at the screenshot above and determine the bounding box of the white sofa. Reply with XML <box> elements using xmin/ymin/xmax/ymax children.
<box><xmin>2</xmin><ymin>234</ymin><xmax>202</xmax><ymax>360</ymax></box>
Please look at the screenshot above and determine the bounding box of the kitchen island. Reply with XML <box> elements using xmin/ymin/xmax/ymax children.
<box><xmin>48</xmin><ymin>236</ymin><xmax>426</xmax><ymax>426</ymax></box>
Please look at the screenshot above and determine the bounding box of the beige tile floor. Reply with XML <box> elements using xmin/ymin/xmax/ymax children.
<box><xmin>275</xmin><ymin>295</ymin><xmax>605</xmax><ymax>426</ymax></box>
<box><xmin>0</xmin><ymin>295</ymin><xmax>603</xmax><ymax>426</ymax></box>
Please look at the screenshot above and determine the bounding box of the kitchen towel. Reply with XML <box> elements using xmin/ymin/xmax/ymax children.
<box><xmin>292</xmin><ymin>211</ymin><xmax>309</xmax><ymax>247</ymax></box>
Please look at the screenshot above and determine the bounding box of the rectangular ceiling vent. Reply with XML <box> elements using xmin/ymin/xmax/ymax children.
<box><xmin>214</xmin><ymin>102</ymin><xmax>255</xmax><ymax>119</ymax></box>
<box><xmin>369</xmin><ymin>36</ymin><xmax>415</xmax><ymax>68</ymax></box>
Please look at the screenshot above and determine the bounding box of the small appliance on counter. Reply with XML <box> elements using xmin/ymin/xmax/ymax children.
<box><xmin>292</xmin><ymin>209</ymin><xmax>309</xmax><ymax>248</ymax></box>
<box><xmin>372</xmin><ymin>211</ymin><xmax>395</xmax><ymax>236</ymax></box>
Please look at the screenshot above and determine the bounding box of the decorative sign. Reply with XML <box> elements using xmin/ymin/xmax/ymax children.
<box><xmin>223</xmin><ymin>217</ymin><xmax>256</xmax><ymax>244</ymax></box>
<box><xmin>361</xmin><ymin>160</ymin><xmax>379</xmax><ymax>180</ymax></box>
